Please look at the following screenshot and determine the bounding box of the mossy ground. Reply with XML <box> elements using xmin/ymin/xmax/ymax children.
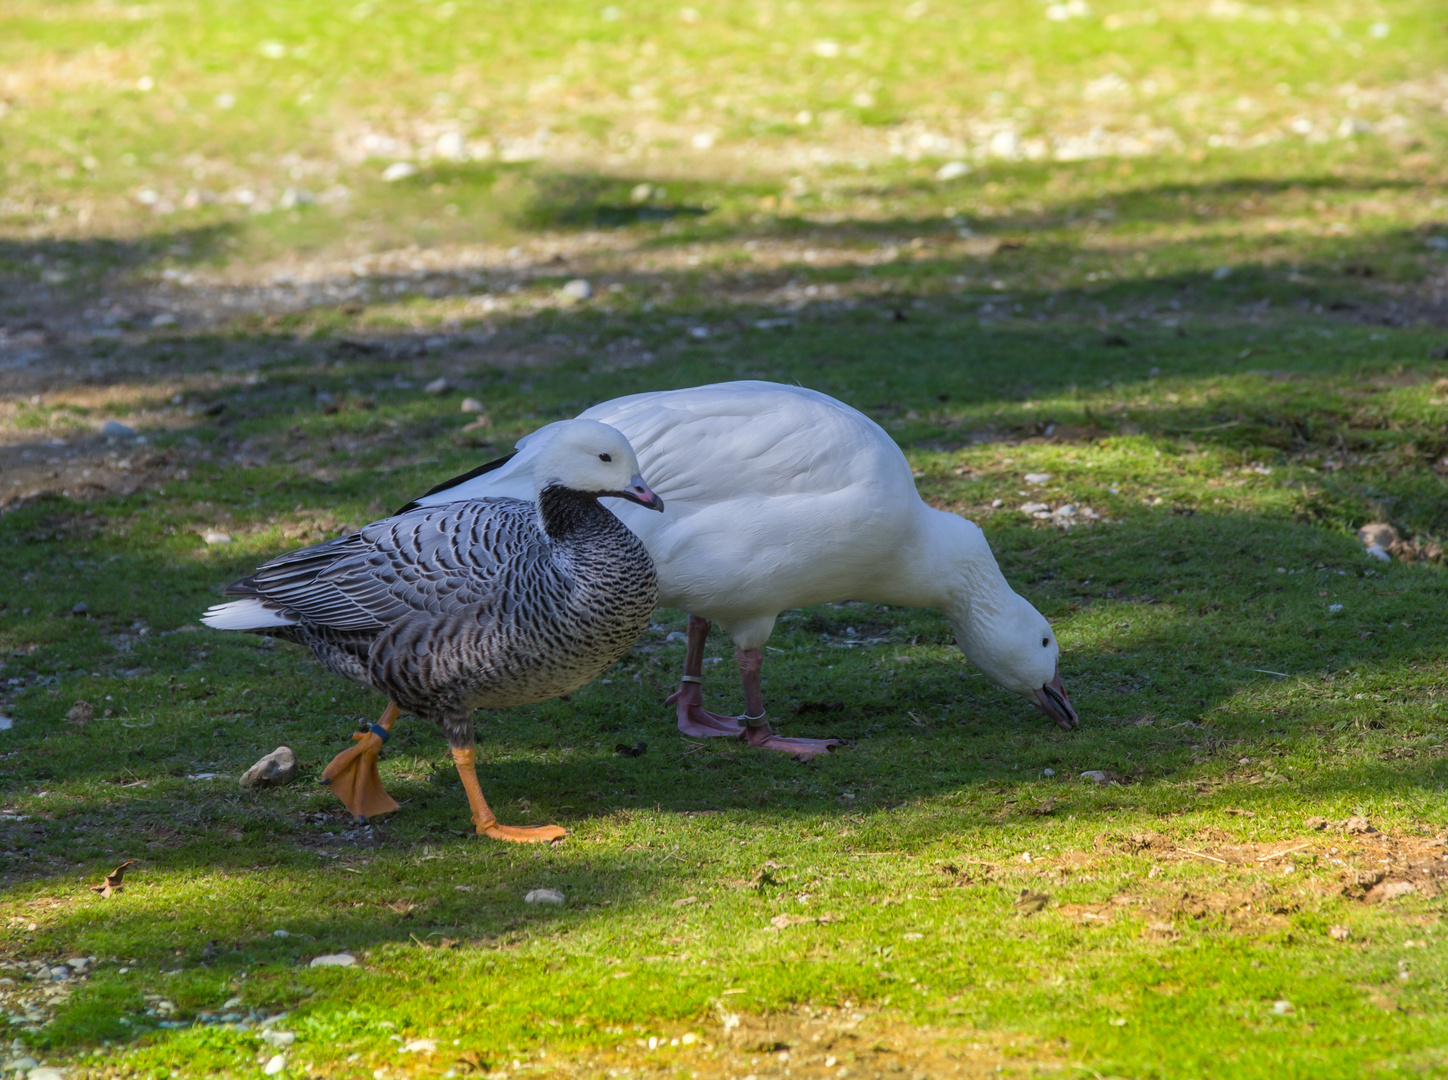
<box><xmin>2</xmin><ymin>2</ymin><xmax>1447</xmax><ymax>1078</ymax></box>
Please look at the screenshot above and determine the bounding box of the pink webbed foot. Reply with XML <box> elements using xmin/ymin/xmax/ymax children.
<box><xmin>739</xmin><ymin>720</ymin><xmax>842</xmax><ymax>760</ymax></box>
<box><xmin>667</xmin><ymin>685</ymin><xmax>745</xmax><ymax>737</ymax></box>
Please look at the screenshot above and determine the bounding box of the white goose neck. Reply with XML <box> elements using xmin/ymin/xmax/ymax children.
<box><xmin>912</xmin><ymin>507</ymin><xmax>1016</xmax><ymax>629</ymax></box>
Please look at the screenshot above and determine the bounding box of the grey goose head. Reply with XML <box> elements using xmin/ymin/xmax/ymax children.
<box><xmin>531</xmin><ymin>419</ymin><xmax>664</xmax><ymax>512</ymax></box>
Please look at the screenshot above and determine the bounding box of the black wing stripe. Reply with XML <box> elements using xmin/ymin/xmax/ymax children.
<box><xmin>394</xmin><ymin>451</ymin><xmax>518</xmax><ymax>515</ymax></box>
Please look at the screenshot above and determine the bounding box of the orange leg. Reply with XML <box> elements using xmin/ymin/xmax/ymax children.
<box><xmin>450</xmin><ymin>746</ymin><xmax>565</xmax><ymax>843</ymax></box>
<box><xmin>321</xmin><ymin>701</ymin><xmax>402</xmax><ymax>820</ymax></box>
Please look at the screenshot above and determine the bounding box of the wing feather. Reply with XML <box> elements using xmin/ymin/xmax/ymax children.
<box><xmin>224</xmin><ymin>499</ymin><xmax>543</xmax><ymax>633</ymax></box>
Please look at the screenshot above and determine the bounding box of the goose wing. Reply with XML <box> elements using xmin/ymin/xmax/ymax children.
<box><xmin>219</xmin><ymin>499</ymin><xmax>548</xmax><ymax>632</ymax></box>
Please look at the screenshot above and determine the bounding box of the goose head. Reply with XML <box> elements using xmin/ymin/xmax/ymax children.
<box><xmin>531</xmin><ymin>419</ymin><xmax>664</xmax><ymax>511</ymax></box>
<box><xmin>952</xmin><ymin>590</ymin><xmax>1078</xmax><ymax>731</ymax></box>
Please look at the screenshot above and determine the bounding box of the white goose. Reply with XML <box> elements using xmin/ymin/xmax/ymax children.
<box><xmin>405</xmin><ymin>381</ymin><xmax>1077</xmax><ymax>755</ymax></box>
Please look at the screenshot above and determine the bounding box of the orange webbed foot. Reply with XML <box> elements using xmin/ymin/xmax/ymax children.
<box><xmin>479</xmin><ymin>822</ymin><xmax>567</xmax><ymax>843</ymax></box>
<box><xmin>321</xmin><ymin>730</ymin><xmax>401</xmax><ymax>820</ymax></box>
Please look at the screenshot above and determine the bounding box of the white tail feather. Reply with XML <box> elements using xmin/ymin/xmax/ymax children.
<box><xmin>201</xmin><ymin>598</ymin><xmax>297</xmax><ymax>630</ymax></box>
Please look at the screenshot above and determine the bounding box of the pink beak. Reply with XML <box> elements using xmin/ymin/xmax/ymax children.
<box><xmin>615</xmin><ymin>474</ymin><xmax>665</xmax><ymax>512</ymax></box>
<box><xmin>1032</xmin><ymin>665</ymin><xmax>1078</xmax><ymax>730</ymax></box>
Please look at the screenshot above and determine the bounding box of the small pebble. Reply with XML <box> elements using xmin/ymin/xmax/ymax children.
<box><xmin>1080</xmin><ymin>770</ymin><xmax>1110</xmax><ymax>784</ymax></box>
<box><xmin>263</xmin><ymin>1053</ymin><xmax>287</xmax><ymax>1075</ymax></box>
<box><xmin>150</xmin><ymin>312</ymin><xmax>178</xmax><ymax>328</ymax></box>
<box><xmin>936</xmin><ymin>161</ymin><xmax>970</xmax><ymax>182</ymax></box>
<box><xmin>31</xmin><ymin>1070</ymin><xmax>65</xmax><ymax>1080</ymax></box>
<box><xmin>381</xmin><ymin>162</ymin><xmax>416</xmax><ymax>182</ymax></box>
<box><xmin>70</xmin><ymin>602</ymin><xmax>89</xmax><ymax>616</ymax></box>
<box><xmin>560</xmin><ymin>279</ymin><xmax>592</xmax><ymax>301</ymax></box>
<box><xmin>261</xmin><ymin>1029</ymin><xmax>296</xmax><ymax>1048</ymax></box>
<box><xmin>424</xmin><ymin>377</ymin><xmax>450</xmax><ymax>395</ymax></box>
<box><xmin>308</xmin><ymin>953</ymin><xmax>356</xmax><ymax>968</ymax></box>
<box><xmin>272</xmin><ymin>930</ymin><xmax>290</xmax><ymax>938</ymax></box>
<box><xmin>524</xmin><ymin>888</ymin><xmax>566</xmax><ymax>906</ymax></box>
<box><xmin>202</xmin><ymin>530</ymin><xmax>232</xmax><ymax>545</ymax></box>
<box><xmin>460</xmin><ymin>397</ymin><xmax>485</xmax><ymax>414</ymax></box>
<box><xmin>1042</xmin><ymin>768</ymin><xmax>1056</xmax><ymax>777</ymax></box>
<box><xmin>102</xmin><ymin>420</ymin><xmax>136</xmax><ymax>437</ymax></box>
<box><xmin>241</xmin><ymin>747</ymin><xmax>298</xmax><ymax>789</ymax></box>
<box><xmin>1024</xmin><ymin>472</ymin><xmax>1052</xmax><ymax>485</ymax></box>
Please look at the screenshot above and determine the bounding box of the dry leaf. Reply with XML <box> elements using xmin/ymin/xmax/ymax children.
<box><xmin>1014</xmin><ymin>889</ymin><xmax>1050</xmax><ymax>915</ymax></box>
<box><xmin>453</xmin><ymin>1051</ymin><xmax>489</xmax><ymax>1075</ymax></box>
<box><xmin>91</xmin><ymin>860</ymin><xmax>136</xmax><ymax>898</ymax></box>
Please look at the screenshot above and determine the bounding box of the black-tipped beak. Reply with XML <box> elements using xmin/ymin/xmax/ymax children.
<box><xmin>1032</xmin><ymin>665</ymin><xmax>1079</xmax><ymax>731</ymax></box>
<box><xmin>612</xmin><ymin>474</ymin><xmax>665</xmax><ymax>512</ymax></box>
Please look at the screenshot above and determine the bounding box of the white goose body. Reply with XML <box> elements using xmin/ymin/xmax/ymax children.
<box><xmin>412</xmin><ymin>382</ymin><xmax>1077</xmax><ymax>733</ymax></box>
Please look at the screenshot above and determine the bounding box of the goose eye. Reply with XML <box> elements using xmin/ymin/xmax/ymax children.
<box><xmin>598</xmin><ymin>453</ymin><xmax>612</xmax><ymax>462</ymax></box>
<box><xmin>1042</xmin><ymin>637</ymin><xmax>1050</xmax><ymax>647</ymax></box>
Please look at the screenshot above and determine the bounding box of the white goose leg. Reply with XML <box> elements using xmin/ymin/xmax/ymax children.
<box><xmin>666</xmin><ymin>614</ymin><xmax>746</xmax><ymax>737</ymax></box>
<box><xmin>734</xmin><ymin>647</ymin><xmax>841</xmax><ymax>758</ymax></box>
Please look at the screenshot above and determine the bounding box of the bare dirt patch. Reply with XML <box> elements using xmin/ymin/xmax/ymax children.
<box><xmin>529</xmin><ymin>1007</ymin><xmax>1057</xmax><ymax>1080</ymax></box>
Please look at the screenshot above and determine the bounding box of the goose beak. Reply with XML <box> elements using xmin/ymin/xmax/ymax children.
<box><xmin>614</xmin><ymin>474</ymin><xmax>665</xmax><ymax>512</ymax></box>
<box><xmin>1032</xmin><ymin>666</ymin><xmax>1078</xmax><ymax>730</ymax></box>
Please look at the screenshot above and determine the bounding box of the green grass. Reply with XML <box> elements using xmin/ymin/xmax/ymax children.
<box><xmin>2</xmin><ymin>1</ymin><xmax>1448</xmax><ymax>1078</ymax></box>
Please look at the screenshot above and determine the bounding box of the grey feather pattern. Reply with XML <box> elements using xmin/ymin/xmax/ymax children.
<box><xmin>222</xmin><ymin>491</ymin><xmax>657</xmax><ymax>748</ymax></box>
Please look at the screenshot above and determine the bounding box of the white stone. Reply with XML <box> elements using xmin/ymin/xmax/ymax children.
<box><xmin>102</xmin><ymin>420</ymin><xmax>136</xmax><ymax>437</ymax></box>
<box><xmin>1212</xmin><ymin>266</ymin><xmax>1233</xmax><ymax>281</ymax></box>
<box><xmin>690</xmin><ymin>131</ymin><xmax>716</xmax><ymax>150</ymax></box>
<box><xmin>261</xmin><ymin>1029</ymin><xmax>296</xmax><ymax>1048</ymax></box>
<box><xmin>263</xmin><ymin>1054</ymin><xmax>286</xmax><ymax>1075</ymax></box>
<box><xmin>240</xmin><ymin>747</ymin><xmax>297</xmax><ymax>789</ymax></box>
<box><xmin>1042</xmin><ymin>768</ymin><xmax>1056</xmax><ymax>777</ymax></box>
<box><xmin>424</xmin><ymin>377</ymin><xmax>451</xmax><ymax>395</ymax></box>
<box><xmin>1024</xmin><ymin>472</ymin><xmax>1052</xmax><ymax>485</ymax></box>
<box><xmin>560</xmin><ymin>279</ymin><xmax>592</xmax><ymax>301</ymax></box>
<box><xmin>308</xmin><ymin>953</ymin><xmax>356</xmax><ymax>967</ymax></box>
<box><xmin>935</xmin><ymin>161</ymin><xmax>970</xmax><ymax>182</ymax></box>
<box><xmin>1364</xmin><ymin>545</ymin><xmax>1390</xmax><ymax>562</ymax></box>
<box><xmin>1080</xmin><ymin>770</ymin><xmax>1110</xmax><ymax>784</ymax></box>
<box><xmin>460</xmin><ymin>398</ymin><xmax>485</xmax><ymax>414</ymax></box>
<box><xmin>435</xmin><ymin>132</ymin><xmax>467</xmax><ymax>161</ymax></box>
<box><xmin>31</xmin><ymin>1070</ymin><xmax>65</xmax><ymax>1080</ymax></box>
<box><xmin>150</xmin><ymin>313</ymin><xmax>178</xmax><ymax>328</ymax></box>
<box><xmin>1020</xmin><ymin>502</ymin><xmax>1050</xmax><ymax>514</ymax></box>
<box><xmin>524</xmin><ymin>888</ymin><xmax>566</xmax><ymax>906</ymax></box>
<box><xmin>381</xmin><ymin>162</ymin><xmax>417</xmax><ymax>182</ymax></box>
<box><xmin>202</xmin><ymin>530</ymin><xmax>232</xmax><ymax>545</ymax></box>
<box><xmin>988</xmin><ymin>130</ymin><xmax>1020</xmax><ymax>159</ymax></box>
